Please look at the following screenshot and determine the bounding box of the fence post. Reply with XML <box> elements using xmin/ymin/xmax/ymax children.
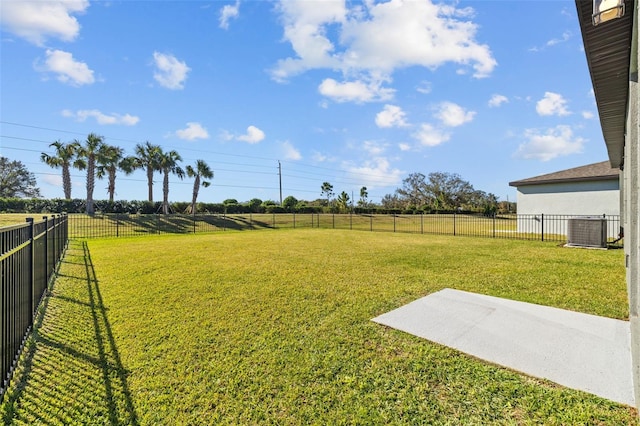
<box><xmin>421</xmin><ymin>213</ymin><xmax>424</xmax><ymax>234</ymax></box>
<box><xmin>272</xmin><ymin>213</ymin><xmax>275</xmax><ymax>229</ymax></box>
<box><xmin>193</xmin><ymin>215</ymin><xmax>196</xmax><ymax>234</ymax></box>
<box><xmin>493</xmin><ymin>213</ymin><xmax>496</xmax><ymax>238</ymax></box>
<box><xmin>453</xmin><ymin>212</ymin><xmax>456</xmax><ymax>236</ymax></box>
<box><xmin>116</xmin><ymin>214</ymin><xmax>120</xmax><ymax>237</ymax></box>
<box><xmin>42</xmin><ymin>216</ymin><xmax>49</xmax><ymax>283</ymax></box>
<box><xmin>26</xmin><ymin>218</ymin><xmax>35</xmax><ymax>324</ymax></box>
<box><xmin>370</xmin><ymin>214</ymin><xmax>373</xmax><ymax>232</ymax></box>
<box><xmin>393</xmin><ymin>214</ymin><xmax>396</xmax><ymax>233</ymax></box>
<box><xmin>293</xmin><ymin>212</ymin><xmax>296</xmax><ymax>229</ymax></box>
<box><xmin>350</xmin><ymin>211</ymin><xmax>352</xmax><ymax>230</ymax></box>
<box><xmin>333</xmin><ymin>214</ymin><xmax>335</xmax><ymax>229</ymax></box>
<box><xmin>541</xmin><ymin>213</ymin><xmax>545</xmax><ymax>242</ymax></box>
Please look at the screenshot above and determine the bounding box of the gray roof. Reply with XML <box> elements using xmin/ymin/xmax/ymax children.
<box><xmin>509</xmin><ymin>161</ymin><xmax>619</xmax><ymax>187</ymax></box>
<box><xmin>575</xmin><ymin>0</ymin><xmax>635</xmax><ymax>169</ymax></box>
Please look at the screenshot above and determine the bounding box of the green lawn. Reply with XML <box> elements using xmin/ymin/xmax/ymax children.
<box><xmin>1</xmin><ymin>230</ymin><xmax>635</xmax><ymax>424</ymax></box>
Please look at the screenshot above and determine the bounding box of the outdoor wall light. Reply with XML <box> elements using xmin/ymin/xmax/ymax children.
<box><xmin>592</xmin><ymin>0</ymin><xmax>625</xmax><ymax>25</ymax></box>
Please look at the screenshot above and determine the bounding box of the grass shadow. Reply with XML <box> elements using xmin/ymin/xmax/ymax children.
<box><xmin>1</xmin><ymin>240</ymin><xmax>139</xmax><ymax>425</ymax></box>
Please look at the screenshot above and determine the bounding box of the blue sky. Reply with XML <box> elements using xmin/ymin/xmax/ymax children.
<box><xmin>0</xmin><ymin>0</ymin><xmax>607</xmax><ymax>205</ymax></box>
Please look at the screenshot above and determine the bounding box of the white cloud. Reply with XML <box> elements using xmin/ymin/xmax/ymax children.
<box><xmin>152</xmin><ymin>52</ymin><xmax>190</xmax><ymax>90</ymax></box>
<box><xmin>416</xmin><ymin>81</ymin><xmax>432</xmax><ymax>94</ymax></box>
<box><xmin>61</xmin><ymin>109</ymin><xmax>139</xmax><ymax>126</ymax></box>
<box><xmin>547</xmin><ymin>30</ymin><xmax>572</xmax><ymax>47</ymax></box>
<box><xmin>362</xmin><ymin>141</ymin><xmax>388</xmax><ymax>155</ymax></box>
<box><xmin>488</xmin><ymin>94</ymin><xmax>508</xmax><ymax>108</ymax></box>
<box><xmin>529</xmin><ymin>31</ymin><xmax>572</xmax><ymax>52</ymax></box>
<box><xmin>536</xmin><ymin>92</ymin><xmax>571</xmax><ymax>116</ymax></box>
<box><xmin>412</xmin><ymin>123</ymin><xmax>450</xmax><ymax>147</ymax></box>
<box><xmin>398</xmin><ymin>143</ymin><xmax>411</xmax><ymax>151</ymax></box>
<box><xmin>219</xmin><ymin>1</ymin><xmax>240</xmax><ymax>29</ymax></box>
<box><xmin>515</xmin><ymin>125</ymin><xmax>585</xmax><ymax>161</ymax></box>
<box><xmin>435</xmin><ymin>102</ymin><xmax>475</xmax><ymax>127</ymax></box>
<box><xmin>582</xmin><ymin>111</ymin><xmax>595</xmax><ymax>119</ymax></box>
<box><xmin>312</xmin><ymin>151</ymin><xmax>330</xmax><ymax>162</ymax></box>
<box><xmin>375</xmin><ymin>104</ymin><xmax>408</xmax><ymax>128</ymax></box>
<box><xmin>0</xmin><ymin>0</ymin><xmax>89</xmax><ymax>46</ymax></box>
<box><xmin>237</xmin><ymin>125</ymin><xmax>266</xmax><ymax>144</ymax></box>
<box><xmin>281</xmin><ymin>141</ymin><xmax>302</xmax><ymax>160</ymax></box>
<box><xmin>42</xmin><ymin>174</ymin><xmax>63</xmax><ymax>187</ymax></box>
<box><xmin>272</xmin><ymin>0</ymin><xmax>496</xmax><ymax>83</ymax></box>
<box><xmin>175</xmin><ymin>122</ymin><xmax>209</xmax><ymax>140</ymax></box>
<box><xmin>344</xmin><ymin>157</ymin><xmax>404</xmax><ymax>188</ymax></box>
<box><xmin>40</xmin><ymin>49</ymin><xmax>95</xmax><ymax>86</ymax></box>
<box><xmin>219</xmin><ymin>130</ymin><xmax>234</xmax><ymax>142</ymax></box>
<box><xmin>318</xmin><ymin>78</ymin><xmax>394</xmax><ymax>103</ymax></box>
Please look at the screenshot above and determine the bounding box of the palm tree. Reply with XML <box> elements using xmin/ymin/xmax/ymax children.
<box><xmin>96</xmin><ymin>144</ymin><xmax>136</xmax><ymax>202</ymax></box>
<box><xmin>157</xmin><ymin>148</ymin><xmax>184</xmax><ymax>214</ymax></box>
<box><xmin>40</xmin><ymin>140</ymin><xmax>81</xmax><ymax>199</ymax></box>
<box><xmin>185</xmin><ymin>160</ymin><xmax>214</xmax><ymax>215</ymax></box>
<box><xmin>336</xmin><ymin>191</ymin><xmax>350</xmax><ymax>213</ymax></box>
<box><xmin>134</xmin><ymin>142</ymin><xmax>162</xmax><ymax>203</ymax></box>
<box><xmin>75</xmin><ymin>133</ymin><xmax>106</xmax><ymax>215</ymax></box>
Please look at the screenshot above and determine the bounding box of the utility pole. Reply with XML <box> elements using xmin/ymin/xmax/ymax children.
<box><xmin>278</xmin><ymin>160</ymin><xmax>283</xmax><ymax>206</ymax></box>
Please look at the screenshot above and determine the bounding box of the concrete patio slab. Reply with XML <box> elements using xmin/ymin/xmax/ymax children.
<box><xmin>371</xmin><ymin>288</ymin><xmax>633</xmax><ymax>406</ymax></box>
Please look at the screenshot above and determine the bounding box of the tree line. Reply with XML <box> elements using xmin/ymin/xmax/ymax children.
<box><xmin>380</xmin><ymin>172</ymin><xmax>503</xmax><ymax>215</ymax></box>
<box><xmin>39</xmin><ymin>134</ymin><xmax>213</xmax><ymax>215</ymax></box>
<box><xmin>1</xmin><ymin>137</ymin><xmax>511</xmax><ymax>215</ymax></box>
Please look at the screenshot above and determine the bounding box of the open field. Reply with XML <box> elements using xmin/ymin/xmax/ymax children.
<box><xmin>1</xmin><ymin>230</ymin><xmax>634</xmax><ymax>424</ymax></box>
<box><xmin>3</xmin><ymin>213</ymin><xmax>608</xmax><ymax>245</ymax></box>
<box><xmin>65</xmin><ymin>212</ymin><xmax>521</xmax><ymax>239</ymax></box>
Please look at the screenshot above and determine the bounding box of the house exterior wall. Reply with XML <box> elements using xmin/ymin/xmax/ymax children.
<box><xmin>516</xmin><ymin>180</ymin><xmax>620</xmax><ymax>216</ymax></box>
<box><xmin>515</xmin><ymin>179</ymin><xmax>620</xmax><ymax>237</ymax></box>
<box><xmin>624</xmin><ymin>14</ymin><xmax>639</xmax><ymax>409</ymax></box>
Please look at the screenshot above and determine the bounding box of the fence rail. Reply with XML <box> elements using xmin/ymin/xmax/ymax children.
<box><xmin>0</xmin><ymin>215</ymin><xmax>68</xmax><ymax>397</ymax></box>
<box><xmin>66</xmin><ymin>213</ymin><xmax>622</xmax><ymax>244</ymax></box>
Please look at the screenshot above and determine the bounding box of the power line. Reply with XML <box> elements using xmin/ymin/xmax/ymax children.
<box><xmin>1</xmin><ymin>120</ymin><xmax>401</xmax><ymax>182</ymax></box>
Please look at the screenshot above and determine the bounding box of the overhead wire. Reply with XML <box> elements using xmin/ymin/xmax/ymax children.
<box><xmin>1</xmin><ymin>121</ymin><xmax>392</xmax><ymax>201</ymax></box>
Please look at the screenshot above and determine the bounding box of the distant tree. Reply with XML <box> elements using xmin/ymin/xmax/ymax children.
<box><xmin>396</xmin><ymin>172</ymin><xmax>429</xmax><ymax>208</ymax></box>
<box><xmin>336</xmin><ymin>191</ymin><xmax>350</xmax><ymax>213</ymax></box>
<box><xmin>424</xmin><ymin>172</ymin><xmax>475</xmax><ymax>210</ymax></box>
<box><xmin>381</xmin><ymin>193</ymin><xmax>402</xmax><ymax>209</ymax></box>
<box><xmin>134</xmin><ymin>141</ymin><xmax>162</xmax><ymax>203</ymax></box>
<box><xmin>247</xmin><ymin>198</ymin><xmax>263</xmax><ymax>212</ymax></box>
<box><xmin>185</xmin><ymin>159</ymin><xmax>213</xmax><ymax>216</ymax></box>
<box><xmin>75</xmin><ymin>133</ymin><xmax>107</xmax><ymax>215</ymax></box>
<box><xmin>96</xmin><ymin>144</ymin><xmax>136</xmax><ymax>202</ymax></box>
<box><xmin>358</xmin><ymin>186</ymin><xmax>369</xmax><ymax>207</ymax></box>
<box><xmin>40</xmin><ymin>140</ymin><xmax>81</xmax><ymax>199</ymax></box>
<box><xmin>223</xmin><ymin>199</ymin><xmax>238</xmax><ymax>205</ymax></box>
<box><xmin>393</xmin><ymin>171</ymin><xmax>479</xmax><ymax>211</ymax></box>
<box><xmin>157</xmin><ymin>148</ymin><xmax>184</xmax><ymax>214</ymax></box>
<box><xmin>320</xmin><ymin>182</ymin><xmax>334</xmax><ymax>207</ymax></box>
<box><xmin>282</xmin><ymin>195</ymin><xmax>298</xmax><ymax>211</ymax></box>
<box><xmin>0</xmin><ymin>157</ymin><xmax>41</xmax><ymax>198</ymax></box>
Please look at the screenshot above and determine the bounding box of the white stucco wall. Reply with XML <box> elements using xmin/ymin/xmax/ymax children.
<box><xmin>515</xmin><ymin>179</ymin><xmax>620</xmax><ymax>237</ymax></box>
<box><xmin>516</xmin><ymin>179</ymin><xmax>620</xmax><ymax>216</ymax></box>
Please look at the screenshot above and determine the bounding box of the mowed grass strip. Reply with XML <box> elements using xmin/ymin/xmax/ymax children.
<box><xmin>2</xmin><ymin>230</ymin><xmax>635</xmax><ymax>424</ymax></box>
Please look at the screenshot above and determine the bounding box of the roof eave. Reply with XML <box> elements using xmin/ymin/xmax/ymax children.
<box><xmin>509</xmin><ymin>174</ymin><xmax>619</xmax><ymax>187</ymax></box>
<box><xmin>575</xmin><ymin>0</ymin><xmax>634</xmax><ymax>169</ymax></box>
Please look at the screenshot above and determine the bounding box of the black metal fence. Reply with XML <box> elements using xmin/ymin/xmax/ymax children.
<box><xmin>0</xmin><ymin>215</ymin><xmax>68</xmax><ymax>397</ymax></box>
<box><xmin>66</xmin><ymin>213</ymin><xmax>622</xmax><ymax>244</ymax></box>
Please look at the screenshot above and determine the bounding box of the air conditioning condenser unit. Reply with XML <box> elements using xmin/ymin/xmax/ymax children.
<box><xmin>567</xmin><ymin>217</ymin><xmax>607</xmax><ymax>248</ymax></box>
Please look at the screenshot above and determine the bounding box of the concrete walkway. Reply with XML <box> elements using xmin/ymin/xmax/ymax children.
<box><xmin>372</xmin><ymin>288</ymin><xmax>633</xmax><ymax>406</ymax></box>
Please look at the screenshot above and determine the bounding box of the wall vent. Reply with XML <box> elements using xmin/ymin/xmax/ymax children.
<box><xmin>567</xmin><ymin>218</ymin><xmax>607</xmax><ymax>248</ymax></box>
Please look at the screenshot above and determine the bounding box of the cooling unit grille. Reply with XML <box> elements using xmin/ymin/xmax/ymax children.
<box><xmin>567</xmin><ymin>218</ymin><xmax>607</xmax><ymax>248</ymax></box>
